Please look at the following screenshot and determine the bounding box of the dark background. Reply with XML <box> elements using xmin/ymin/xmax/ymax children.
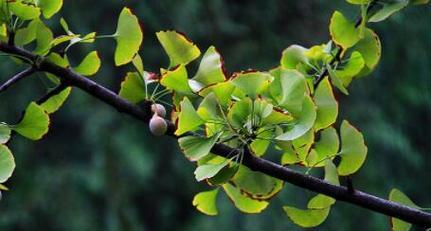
<box><xmin>0</xmin><ymin>0</ymin><xmax>430</xmax><ymax>230</ymax></box>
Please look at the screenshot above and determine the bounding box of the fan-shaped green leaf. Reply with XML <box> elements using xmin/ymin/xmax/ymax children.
<box><xmin>270</xmin><ymin>70</ymin><xmax>306</xmax><ymax>115</ymax></box>
<box><xmin>223</xmin><ymin>183</ymin><xmax>269</xmax><ymax>214</ymax></box>
<box><xmin>40</xmin><ymin>87</ymin><xmax>72</xmax><ymax>114</ymax></box>
<box><xmin>276</xmin><ymin>95</ymin><xmax>317</xmax><ymax>141</ymax></box>
<box><xmin>160</xmin><ymin>65</ymin><xmax>193</xmax><ymax>94</ymax></box>
<box><xmin>192</xmin><ymin>189</ymin><xmax>219</xmax><ymax>216</ymax></box>
<box><xmin>0</xmin><ymin>123</ymin><xmax>11</xmax><ymax>144</ymax></box>
<box><xmin>231</xmin><ymin>72</ymin><xmax>273</xmax><ymax>99</ymax></box>
<box><xmin>337</xmin><ymin>120</ymin><xmax>368</xmax><ymax>176</ymax></box>
<box><xmin>354</xmin><ymin>28</ymin><xmax>381</xmax><ymax>77</ymax></box>
<box><xmin>119</xmin><ymin>72</ymin><xmax>146</xmax><ymax>104</ymax></box>
<box><xmin>232</xmin><ymin>166</ymin><xmax>283</xmax><ymax>200</ymax></box>
<box><xmin>114</xmin><ymin>8</ymin><xmax>143</xmax><ymax>66</ymax></box>
<box><xmin>13</xmin><ymin>102</ymin><xmax>50</xmax><ymax>140</ymax></box>
<box><xmin>15</xmin><ymin>19</ymin><xmax>38</xmax><ymax>46</ymax></box>
<box><xmin>335</xmin><ymin>51</ymin><xmax>365</xmax><ymax>86</ymax></box>
<box><xmin>156</xmin><ymin>30</ymin><xmax>201</xmax><ymax>68</ymax></box>
<box><xmin>195</xmin><ymin>159</ymin><xmax>229</xmax><ymax>181</ymax></box>
<box><xmin>369</xmin><ymin>1</ymin><xmax>409</xmax><ymax>22</ymax></box>
<box><xmin>176</xmin><ymin>97</ymin><xmax>205</xmax><ymax>136</ymax></box>
<box><xmin>389</xmin><ymin>189</ymin><xmax>419</xmax><ymax>231</ymax></box>
<box><xmin>313</xmin><ymin>127</ymin><xmax>339</xmax><ymax>167</ymax></box>
<box><xmin>198</xmin><ymin>81</ymin><xmax>235</xmax><ymax>106</ymax></box>
<box><xmin>314</xmin><ymin>77</ymin><xmax>338</xmax><ymax>131</ymax></box>
<box><xmin>9</xmin><ymin>2</ymin><xmax>41</xmax><ymax>20</ymax></box>
<box><xmin>280</xmin><ymin>45</ymin><xmax>308</xmax><ymax>69</ymax></box>
<box><xmin>283</xmin><ymin>206</ymin><xmax>330</xmax><ymax>228</ymax></box>
<box><xmin>34</xmin><ymin>19</ymin><xmax>53</xmax><ymax>55</ymax></box>
<box><xmin>193</xmin><ymin>46</ymin><xmax>226</xmax><ymax>86</ymax></box>
<box><xmin>329</xmin><ymin>11</ymin><xmax>360</xmax><ymax>49</ymax></box>
<box><xmin>179</xmin><ymin>134</ymin><xmax>221</xmax><ymax>161</ymax></box>
<box><xmin>0</xmin><ymin>145</ymin><xmax>15</xmax><ymax>183</ymax></box>
<box><xmin>74</xmin><ymin>51</ymin><xmax>101</xmax><ymax>76</ymax></box>
<box><xmin>197</xmin><ymin>93</ymin><xmax>221</xmax><ymax>121</ymax></box>
<box><xmin>37</xmin><ymin>0</ymin><xmax>63</xmax><ymax>18</ymax></box>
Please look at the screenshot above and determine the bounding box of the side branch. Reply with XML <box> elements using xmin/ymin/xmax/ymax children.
<box><xmin>0</xmin><ymin>67</ymin><xmax>35</xmax><ymax>94</ymax></box>
<box><xmin>0</xmin><ymin>43</ymin><xmax>430</xmax><ymax>227</ymax></box>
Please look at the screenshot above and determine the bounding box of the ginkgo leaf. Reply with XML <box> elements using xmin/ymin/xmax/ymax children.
<box><xmin>156</xmin><ymin>30</ymin><xmax>201</xmax><ymax>68</ymax></box>
<box><xmin>354</xmin><ymin>28</ymin><xmax>381</xmax><ymax>77</ymax></box>
<box><xmin>270</xmin><ymin>69</ymin><xmax>306</xmax><ymax>115</ymax></box>
<box><xmin>160</xmin><ymin>65</ymin><xmax>193</xmax><ymax>94</ymax></box>
<box><xmin>74</xmin><ymin>51</ymin><xmax>101</xmax><ymax>76</ymax></box>
<box><xmin>0</xmin><ymin>123</ymin><xmax>11</xmax><ymax>144</ymax></box>
<box><xmin>329</xmin><ymin>11</ymin><xmax>360</xmax><ymax>49</ymax></box>
<box><xmin>283</xmin><ymin>206</ymin><xmax>331</xmax><ymax>228</ymax></box>
<box><xmin>327</xmin><ymin>63</ymin><xmax>349</xmax><ymax>95</ymax></box>
<box><xmin>198</xmin><ymin>81</ymin><xmax>235</xmax><ymax>106</ymax></box>
<box><xmin>197</xmin><ymin>93</ymin><xmax>220</xmax><ymax>121</ymax></box>
<box><xmin>232</xmin><ymin>166</ymin><xmax>284</xmax><ymax>200</ymax></box>
<box><xmin>276</xmin><ymin>95</ymin><xmax>317</xmax><ymax>141</ymax></box>
<box><xmin>280</xmin><ymin>45</ymin><xmax>308</xmax><ymax>69</ymax></box>
<box><xmin>335</xmin><ymin>51</ymin><xmax>365</xmax><ymax>86</ymax></box>
<box><xmin>0</xmin><ymin>145</ymin><xmax>15</xmax><ymax>183</ymax></box>
<box><xmin>313</xmin><ymin>127</ymin><xmax>340</xmax><ymax>167</ymax></box>
<box><xmin>223</xmin><ymin>183</ymin><xmax>269</xmax><ymax>214</ymax></box>
<box><xmin>9</xmin><ymin>2</ymin><xmax>41</xmax><ymax>20</ymax></box>
<box><xmin>369</xmin><ymin>1</ymin><xmax>409</xmax><ymax>22</ymax></box>
<box><xmin>132</xmin><ymin>54</ymin><xmax>144</xmax><ymax>76</ymax></box>
<box><xmin>114</xmin><ymin>8</ymin><xmax>143</xmax><ymax>66</ymax></box>
<box><xmin>193</xmin><ymin>46</ymin><xmax>226</xmax><ymax>86</ymax></box>
<box><xmin>13</xmin><ymin>102</ymin><xmax>50</xmax><ymax>140</ymax></box>
<box><xmin>346</xmin><ymin>0</ymin><xmax>371</xmax><ymax>4</ymax></box>
<box><xmin>194</xmin><ymin>159</ymin><xmax>229</xmax><ymax>181</ymax></box>
<box><xmin>176</xmin><ymin>97</ymin><xmax>205</xmax><ymax>136</ymax></box>
<box><xmin>389</xmin><ymin>189</ymin><xmax>420</xmax><ymax>231</ymax></box>
<box><xmin>231</xmin><ymin>72</ymin><xmax>273</xmax><ymax>99</ymax></box>
<box><xmin>337</xmin><ymin>120</ymin><xmax>368</xmax><ymax>176</ymax></box>
<box><xmin>15</xmin><ymin>19</ymin><xmax>38</xmax><ymax>46</ymax></box>
<box><xmin>40</xmin><ymin>87</ymin><xmax>72</xmax><ymax>114</ymax></box>
<box><xmin>0</xmin><ymin>24</ymin><xmax>6</xmax><ymax>37</ymax></box>
<box><xmin>192</xmin><ymin>189</ymin><xmax>219</xmax><ymax>216</ymax></box>
<box><xmin>34</xmin><ymin>19</ymin><xmax>54</xmax><ymax>55</ymax></box>
<box><xmin>119</xmin><ymin>72</ymin><xmax>146</xmax><ymax>104</ymax></box>
<box><xmin>179</xmin><ymin>134</ymin><xmax>221</xmax><ymax>161</ymax></box>
<box><xmin>314</xmin><ymin>77</ymin><xmax>338</xmax><ymax>131</ymax></box>
<box><xmin>37</xmin><ymin>0</ymin><xmax>63</xmax><ymax>19</ymax></box>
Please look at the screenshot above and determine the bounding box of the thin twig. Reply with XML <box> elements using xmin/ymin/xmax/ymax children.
<box><xmin>0</xmin><ymin>67</ymin><xmax>35</xmax><ymax>94</ymax></box>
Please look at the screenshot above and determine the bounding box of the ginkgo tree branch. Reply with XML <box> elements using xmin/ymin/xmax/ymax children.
<box><xmin>0</xmin><ymin>67</ymin><xmax>35</xmax><ymax>94</ymax></box>
<box><xmin>0</xmin><ymin>42</ymin><xmax>430</xmax><ymax>228</ymax></box>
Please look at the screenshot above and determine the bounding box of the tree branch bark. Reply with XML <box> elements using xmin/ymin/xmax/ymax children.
<box><xmin>0</xmin><ymin>67</ymin><xmax>35</xmax><ymax>94</ymax></box>
<box><xmin>0</xmin><ymin>43</ymin><xmax>430</xmax><ymax>228</ymax></box>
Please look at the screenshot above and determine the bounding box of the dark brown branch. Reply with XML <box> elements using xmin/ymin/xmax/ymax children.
<box><xmin>0</xmin><ymin>43</ymin><xmax>430</xmax><ymax>228</ymax></box>
<box><xmin>0</xmin><ymin>67</ymin><xmax>35</xmax><ymax>94</ymax></box>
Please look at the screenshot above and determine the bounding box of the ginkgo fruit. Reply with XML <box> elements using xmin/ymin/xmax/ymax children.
<box><xmin>149</xmin><ymin>114</ymin><xmax>167</xmax><ymax>136</ymax></box>
<box><xmin>151</xmin><ymin>103</ymin><xmax>166</xmax><ymax>117</ymax></box>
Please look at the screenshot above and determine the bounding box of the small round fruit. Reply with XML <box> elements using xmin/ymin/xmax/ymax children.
<box><xmin>151</xmin><ymin>103</ymin><xmax>166</xmax><ymax>117</ymax></box>
<box><xmin>149</xmin><ymin>115</ymin><xmax>167</xmax><ymax>136</ymax></box>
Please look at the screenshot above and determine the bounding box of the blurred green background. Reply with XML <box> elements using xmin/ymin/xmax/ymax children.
<box><xmin>0</xmin><ymin>0</ymin><xmax>430</xmax><ymax>230</ymax></box>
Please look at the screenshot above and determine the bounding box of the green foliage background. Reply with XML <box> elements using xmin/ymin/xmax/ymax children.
<box><xmin>0</xmin><ymin>0</ymin><xmax>430</xmax><ymax>230</ymax></box>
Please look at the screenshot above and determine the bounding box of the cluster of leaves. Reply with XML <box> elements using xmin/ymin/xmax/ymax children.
<box><xmin>0</xmin><ymin>1</ymin><xmax>143</xmax><ymax>191</ymax></box>
<box><xmin>0</xmin><ymin>0</ymin><xmax>429</xmax><ymax>230</ymax></box>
